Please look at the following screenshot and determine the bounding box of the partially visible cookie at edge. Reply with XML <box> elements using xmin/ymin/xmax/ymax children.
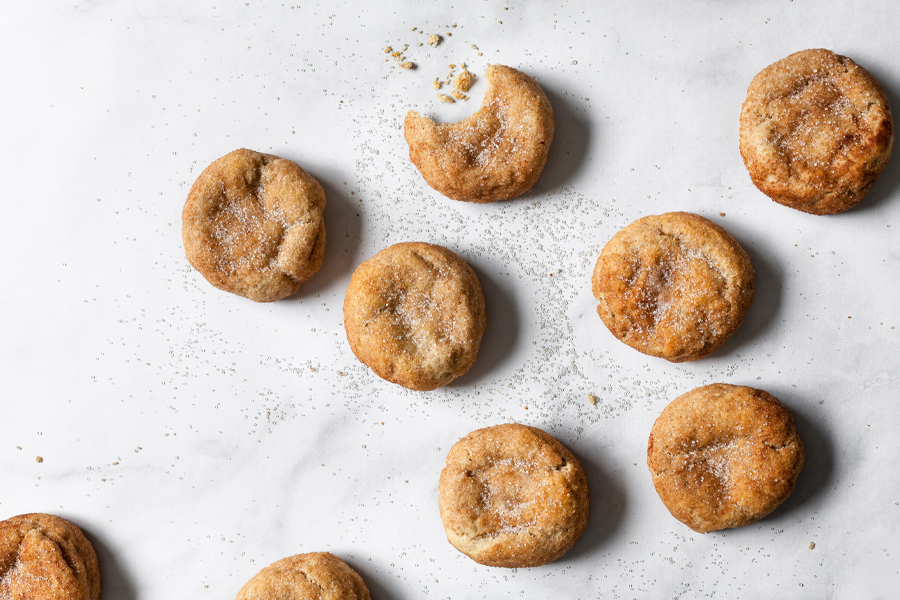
<box><xmin>182</xmin><ymin>148</ymin><xmax>326</xmax><ymax>302</ymax></box>
<box><xmin>343</xmin><ymin>242</ymin><xmax>486</xmax><ymax>391</ymax></box>
<box><xmin>0</xmin><ymin>513</ymin><xmax>101</xmax><ymax>600</ymax></box>
<box><xmin>739</xmin><ymin>48</ymin><xmax>894</xmax><ymax>215</ymax></box>
<box><xmin>439</xmin><ymin>423</ymin><xmax>589</xmax><ymax>568</ymax></box>
<box><xmin>405</xmin><ymin>64</ymin><xmax>555</xmax><ymax>203</ymax></box>
<box><xmin>235</xmin><ymin>552</ymin><xmax>371</xmax><ymax>600</ymax></box>
<box><xmin>592</xmin><ymin>212</ymin><xmax>754</xmax><ymax>362</ymax></box>
<box><xmin>647</xmin><ymin>384</ymin><xmax>805</xmax><ymax>533</ymax></box>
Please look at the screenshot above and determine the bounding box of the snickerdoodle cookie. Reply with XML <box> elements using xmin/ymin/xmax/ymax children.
<box><xmin>739</xmin><ymin>49</ymin><xmax>894</xmax><ymax>215</ymax></box>
<box><xmin>183</xmin><ymin>148</ymin><xmax>326</xmax><ymax>302</ymax></box>
<box><xmin>0</xmin><ymin>513</ymin><xmax>101</xmax><ymax>600</ymax></box>
<box><xmin>236</xmin><ymin>552</ymin><xmax>370</xmax><ymax>600</ymax></box>
<box><xmin>343</xmin><ymin>242</ymin><xmax>486</xmax><ymax>391</ymax></box>
<box><xmin>439</xmin><ymin>423</ymin><xmax>589</xmax><ymax>568</ymax></box>
<box><xmin>405</xmin><ymin>64</ymin><xmax>555</xmax><ymax>203</ymax></box>
<box><xmin>647</xmin><ymin>384</ymin><xmax>804</xmax><ymax>533</ymax></box>
<box><xmin>592</xmin><ymin>212</ymin><xmax>754</xmax><ymax>362</ymax></box>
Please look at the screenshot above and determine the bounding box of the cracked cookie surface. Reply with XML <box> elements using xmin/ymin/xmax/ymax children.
<box><xmin>438</xmin><ymin>424</ymin><xmax>589</xmax><ymax>568</ymax></box>
<box><xmin>0</xmin><ymin>513</ymin><xmax>100</xmax><ymax>600</ymax></box>
<box><xmin>592</xmin><ymin>212</ymin><xmax>754</xmax><ymax>362</ymax></box>
<box><xmin>405</xmin><ymin>64</ymin><xmax>555</xmax><ymax>203</ymax></box>
<box><xmin>182</xmin><ymin>148</ymin><xmax>326</xmax><ymax>302</ymax></box>
<box><xmin>343</xmin><ymin>242</ymin><xmax>486</xmax><ymax>391</ymax></box>
<box><xmin>235</xmin><ymin>552</ymin><xmax>370</xmax><ymax>600</ymax></box>
<box><xmin>647</xmin><ymin>384</ymin><xmax>804</xmax><ymax>533</ymax></box>
<box><xmin>739</xmin><ymin>48</ymin><xmax>894</xmax><ymax>215</ymax></box>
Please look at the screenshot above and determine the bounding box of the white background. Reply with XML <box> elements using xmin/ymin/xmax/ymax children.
<box><xmin>2</xmin><ymin>1</ymin><xmax>899</xmax><ymax>598</ymax></box>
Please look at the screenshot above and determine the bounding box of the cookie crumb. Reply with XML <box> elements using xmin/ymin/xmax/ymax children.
<box><xmin>428</xmin><ymin>34</ymin><xmax>441</xmax><ymax>47</ymax></box>
<box><xmin>719</xmin><ymin>212</ymin><xmax>726</xmax><ymax>216</ymax></box>
<box><xmin>809</xmin><ymin>542</ymin><xmax>815</xmax><ymax>550</ymax></box>
<box><xmin>399</xmin><ymin>61</ymin><xmax>415</xmax><ymax>70</ymax></box>
<box><xmin>432</xmin><ymin>78</ymin><xmax>443</xmax><ymax>90</ymax></box>
<box><xmin>35</xmin><ymin>456</ymin><xmax>43</xmax><ymax>463</ymax></box>
<box><xmin>383</xmin><ymin>45</ymin><xmax>392</xmax><ymax>54</ymax></box>
<box><xmin>587</xmin><ymin>394</ymin><xmax>597</xmax><ymax>405</ymax></box>
<box><xmin>451</xmin><ymin>90</ymin><xmax>468</xmax><ymax>101</ymax></box>
<box><xmin>438</xmin><ymin>94</ymin><xmax>455</xmax><ymax>103</ymax></box>
<box><xmin>16</xmin><ymin>446</ymin><xmax>21</xmax><ymax>450</ymax></box>
<box><xmin>453</xmin><ymin>71</ymin><xmax>473</xmax><ymax>92</ymax></box>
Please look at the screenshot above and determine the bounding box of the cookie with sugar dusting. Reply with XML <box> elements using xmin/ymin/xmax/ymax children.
<box><xmin>343</xmin><ymin>242</ymin><xmax>486</xmax><ymax>391</ymax></box>
<box><xmin>740</xmin><ymin>48</ymin><xmax>894</xmax><ymax>215</ymax></box>
<box><xmin>438</xmin><ymin>423</ymin><xmax>589</xmax><ymax>568</ymax></box>
<box><xmin>0</xmin><ymin>513</ymin><xmax>101</xmax><ymax>600</ymax></box>
<box><xmin>405</xmin><ymin>64</ymin><xmax>555</xmax><ymax>203</ymax></box>
<box><xmin>182</xmin><ymin>148</ymin><xmax>326</xmax><ymax>302</ymax></box>
<box><xmin>592</xmin><ymin>212</ymin><xmax>754</xmax><ymax>362</ymax></box>
<box><xmin>236</xmin><ymin>552</ymin><xmax>370</xmax><ymax>600</ymax></box>
<box><xmin>647</xmin><ymin>384</ymin><xmax>804</xmax><ymax>533</ymax></box>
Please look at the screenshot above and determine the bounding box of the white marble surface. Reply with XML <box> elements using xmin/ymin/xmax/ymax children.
<box><xmin>2</xmin><ymin>1</ymin><xmax>899</xmax><ymax>598</ymax></box>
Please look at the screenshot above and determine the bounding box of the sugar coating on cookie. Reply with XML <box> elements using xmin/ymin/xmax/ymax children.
<box><xmin>439</xmin><ymin>423</ymin><xmax>589</xmax><ymax>568</ymax></box>
<box><xmin>0</xmin><ymin>513</ymin><xmax>101</xmax><ymax>600</ymax></box>
<box><xmin>592</xmin><ymin>212</ymin><xmax>754</xmax><ymax>362</ymax></box>
<box><xmin>183</xmin><ymin>148</ymin><xmax>326</xmax><ymax>302</ymax></box>
<box><xmin>739</xmin><ymin>48</ymin><xmax>894</xmax><ymax>215</ymax></box>
<box><xmin>235</xmin><ymin>552</ymin><xmax>370</xmax><ymax>600</ymax></box>
<box><xmin>405</xmin><ymin>64</ymin><xmax>555</xmax><ymax>203</ymax></box>
<box><xmin>647</xmin><ymin>384</ymin><xmax>804</xmax><ymax>533</ymax></box>
<box><xmin>343</xmin><ymin>242</ymin><xmax>486</xmax><ymax>391</ymax></box>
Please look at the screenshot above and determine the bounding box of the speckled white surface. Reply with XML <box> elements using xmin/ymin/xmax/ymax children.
<box><xmin>2</xmin><ymin>1</ymin><xmax>899</xmax><ymax>598</ymax></box>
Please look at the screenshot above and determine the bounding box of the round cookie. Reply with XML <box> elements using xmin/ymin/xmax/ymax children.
<box><xmin>438</xmin><ymin>423</ymin><xmax>589</xmax><ymax>568</ymax></box>
<box><xmin>0</xmin><ymin>513</ymin><xmax>101</xmax><ymax>600</ymax></box>
<box><xmin>183</xmin><ymin>148</ymin><xmax>326</xmax><ymax>302</ymax></box>
<box><xmin>647</xmin><ymin>384</ymin><xmax>805</xmax><ymax>533</ymax></box>
<box><xmin>592</xmin><ymin>212</ymin><xmax>754</xmax><ymax>362</ymax></box>
<box><xmin>343</xmin><ymin>242</ymin><xmax>486</xmax><ymax>391</ymax></box>
<box><xmin>739</xmin><ymin>48</ymin><xmax>894</xmax><ymax>215</ymax></box>
<box><xmin>236</xmin><ymin>552</ymin><xmax>370</xmax><ymax>600</ymax></box>
<box><xmin>405</xmin><ymin>64</ymin><xmax>555</xmax><ymax>203</ymax></box>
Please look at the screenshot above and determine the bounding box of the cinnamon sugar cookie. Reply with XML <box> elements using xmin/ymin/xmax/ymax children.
<box><xmin>343</xmin><ymin>242</ymin><xmax>486</xmax><ymax>391</ymax></box>
<box><xmin>183</xmin><ymin>148</ymin><xmax>326</xmax><ymax>302</ymax></box>
<box><xmin>0</xmin><ymin>513</ymin><xmax>101</xmax><ymax>600</ymax></box>
<box><xmin>439</xmin><ymin>423</ymin><xmax>589</xmax><ymax>568</ymax></box>
<box><xmin>592</xmin><ymin>212</ymin><xmax>754</xmax><ymax>362</ymax></box>
<box><xmin>740</xmin><ymin>49</ymin><xmax>894</xmax><ymax>215</ymax></box>
<box><xmin>647</xmin><ymin>384</ymin><xmax>804</xmax><ymax>533</ymax></box>
<box><xmin>236</xmin><ymin>552</ymin><xmax>370</xmax><ymax>600</ymax></box>
<box><xmin>405</xmin><ymin>64</ymin><xmax>555</xmax><ymax>203</ymax></box>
